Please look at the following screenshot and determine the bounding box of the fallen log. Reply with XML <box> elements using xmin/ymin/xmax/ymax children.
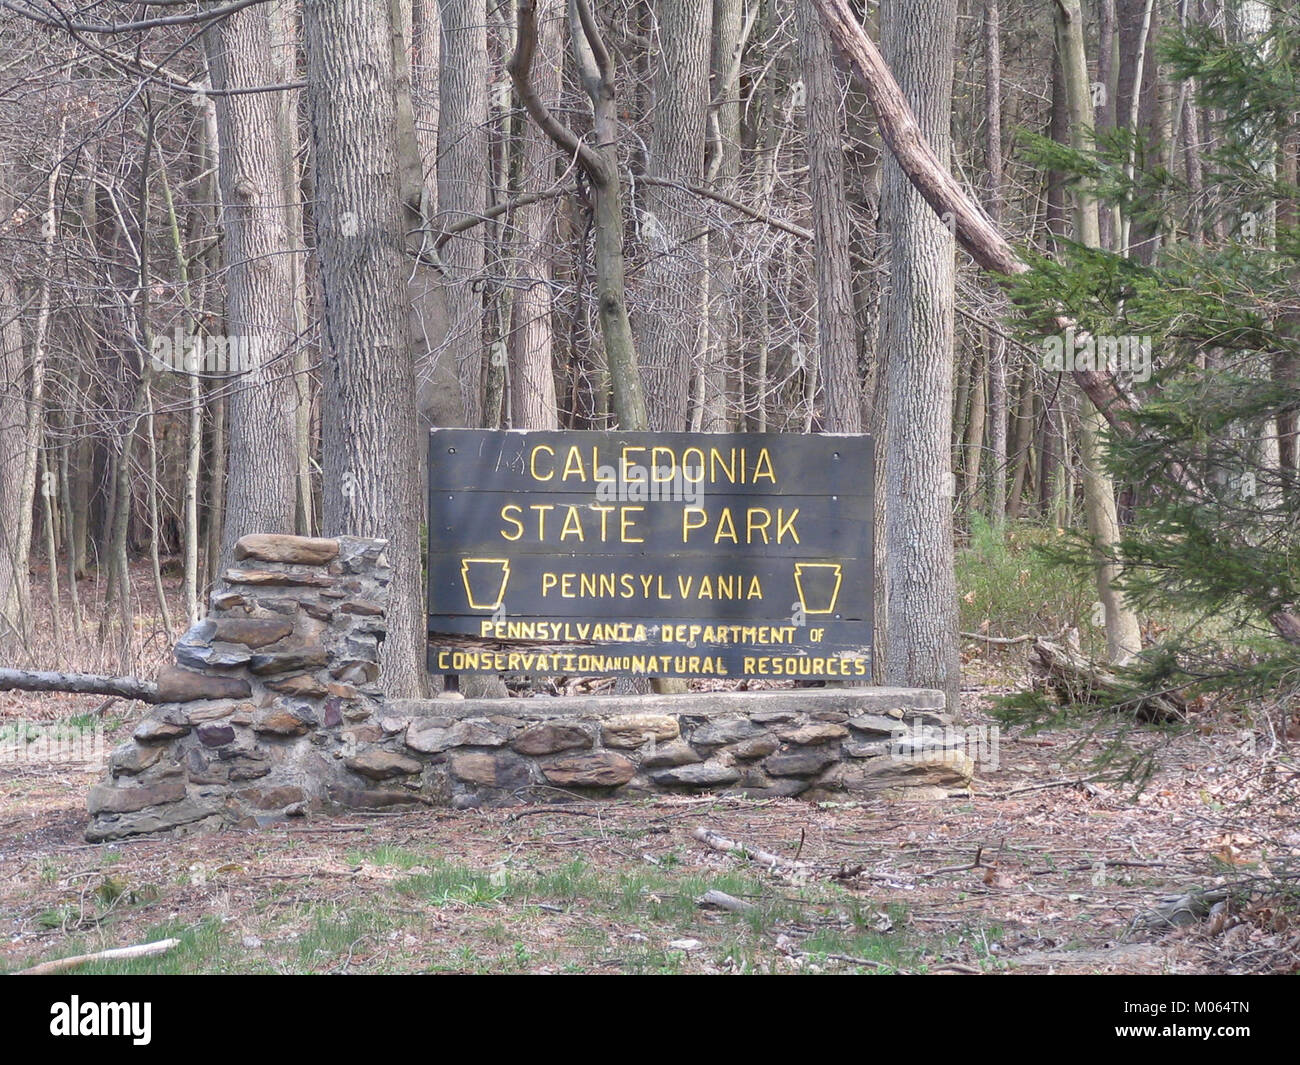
<box><xmin>1029</xmin><ymin>639</ymin><xmax>1185</xmax><ymax>721</ymax></box>
<box><xmin>0</xmin><ymin>667</ymin><xmax>160</xmax><ymax>703</ymax></box>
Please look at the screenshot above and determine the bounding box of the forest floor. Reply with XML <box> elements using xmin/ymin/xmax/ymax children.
<box><xmin>0</xmin><ymin>564</ymin><xmax>1297</xmax><ymax>975</ymax></box>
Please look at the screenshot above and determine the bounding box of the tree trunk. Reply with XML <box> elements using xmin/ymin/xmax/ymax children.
<box><xmin>438</xmin><ymin>0</ymin><xmax>489</xmax><ymax>426</ymax></box>
<box><xmin>0</xmin><ymin>268</ymin><xmax>27</xmax><ymax>656</ymax></box>
<box><xmin>508</xmin><ymin>0</ymin><xmax>561</xmax><ymax>430</ymax></box>
<box><xmin>699</xmin><ymin>0</ymin><xmax>747</xmax><ymax>433</ymax></box>
<box><xmin>1055</xmin><ymin>0</ymin><xmax>1144</xmax><ymax>663</ymax></box>
<box><xmin>635</xmin><ymin>0</ymin><xmax>711</xmax><ymax>431</ymax></box>
<box><xmin>799</xmin><ymin>0</ymin><xmax>861</xmax><ymax>434</ymax></box>
<box><xmin>984</xmin><ymin>0</ymin><xmax>1008</xmax><ymax>524</ymax></box>
<box><xmin>270</xmin><ymin>0</ymin><xmax>316</xmax><ymax>538</ymax></box>
<box><xmin>203</xmin><ymin>7</ymin><xmax>300</xmax><ymax>561</ymax></box>
<box><xmin>303</xmin><ymin>0</ymin><xmax>427</xmax><ymax>698</ymax></box>
<box><xmin>877</xmin><ymin>0</ymin><xmax>961</xmax><ymax>710</ymax></box>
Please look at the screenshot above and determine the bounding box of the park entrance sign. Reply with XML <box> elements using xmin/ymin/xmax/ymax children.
<box><xmin>427</xmin><ymin>429</ymin><xmax>873</xmax><ymax>680</ymax></box>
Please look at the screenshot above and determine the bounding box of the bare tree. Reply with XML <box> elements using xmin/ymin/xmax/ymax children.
<box><xmin>635</xmin><ymin>0</ymin><xmax>711</xmax><ymax>431</ymax></box>
<box><xmin>798</xmin><ymin>0</ymin><xmax>859</xmax><ymax>434</ymax></box>
<box><xmin>877</xmin><ymin>0</ymin><xmax>961</xmax><ymax>709</ymax></box>
<box><xmin>303</xmin><ymin>0</ymin><xmax>426</xmax><ymax>698</ymax></box>
<box><xmin>508</xmin><ymin>0</ymin><xmax>561</xmax><ymax>431</ymax></box>
<box><xmin>203</xmin><ymin>8</ymin><xmax>300</xmax><ymax>559</ymax></box>
<box><xmin>437</xmin><ymin>0</ymin><xmax>489</xmax><ymax>426</ymax></box>
<box><xmin>984</xmin><ymin>0</ymin><xmax>1008</xmax><ymax>524</ymax></box>
<box><xmin>509</xmin><ymin>0</ymin><xmax>648</xmax><ymax>430</ymax></box>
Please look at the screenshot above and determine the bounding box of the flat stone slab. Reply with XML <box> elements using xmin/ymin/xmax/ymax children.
<box><xmin>388</xmin><ymin>686</ymin><xmax>944</xmax><ymax>724</ymax></box>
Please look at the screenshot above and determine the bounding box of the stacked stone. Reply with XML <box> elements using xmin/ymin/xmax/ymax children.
<box><xmin>362</xmin><ymin>688</ymin><xmax>974</xmax><ymax>810</ymax></box>
<box><xmin>86</xmin><ymin>534</ymin><xmax>391</xmax><ymax>842</ymax></box>
<box><xmin>85</xmin><ymin>533</ymin><xmax>975</xmax><ymax>841</ymax></box>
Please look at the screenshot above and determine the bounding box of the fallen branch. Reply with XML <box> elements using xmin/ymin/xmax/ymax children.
<box><xmin>982</xmin><ymin>775</ymin><xmax>1113</xmax><ymax>799</ymax></box>
<box><xmin>0</xmin><ymin>667</ymin><xmax>159</xmax><ymax>702</ymax></box>
<box><xmin>16</xmin><ymin>937</ymin><xmax>180</xmax><ymax>975</ymax></box>
<box><xmin>920</xmin><ymin>846</ymin><xmax>986</xmax><ymax>878</ymax></box>
<box><xmin>696</xmin><ymin>889</ymin><xmax>759</xmax><ymax>915</ymax></box>
<box><xmin>692</xmin><ymin>826</ymin><xmax>807</xmax><ymax>874</ymax></box>
<box><xmin>961</xmin><ymin>631</ymin><xmax>1035</xmax><ymax>645</ymax></box>
<box><xmin>1030</xmin><ymin>639</ymin><xmax>1185</xmax><ymax>721</ymax></box>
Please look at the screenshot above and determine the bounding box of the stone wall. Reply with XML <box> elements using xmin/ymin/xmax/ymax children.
<box><xmin>86</xmin><ymin>534</ymin><xmax>972</xmax><ymax>841</ymax></box>
<box><xmin>87</xmin><ymin>534</ymin><xmax>392</xmax><ymax>841</ymax></box>
<box><xmin>379</xmin><ymin>688</ymin><xmax>973</xmax><ymax>810</ymax></box>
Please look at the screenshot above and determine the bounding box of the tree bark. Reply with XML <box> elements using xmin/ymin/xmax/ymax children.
<box><xmin>303</xmin><ymin>0</ymin><xmax>427</xmax><ymax>698</ymax></box>
<box><xmin>0</xmin><ymin>667</ymin><xmax>158</xmax><ymax>702</ymax></box>
<box><xmin>984</xmin><ymin>0</ymin><xmax>1008</xmax><ymax>524</ymax></box>
<box><xmin>437</xmin><ymin>0</ymin><xmax>489</xmax><ymax>426</ymax></box>
<box><xmin>799</xmin><ymin>0</ymin><xmax>861</xmax><ymax>434</ymax></box>
<box><xmin>699</xmin><ymin>0</ymin><xmax>748</xmax><ymax>433</ymax></box>
<box><xmin>877</xmin><ymin>0</ymin><xmax>961</xmax><ymax>710</ymax></box>
<box><xmin>203</xmin><ymin>6</ymin><xmax>300</xmax><ymax>562</ymax></box>
<box><xmin>635</xmin><ymin>0</ymin><xmax>711</xmax><ymax>431</ymax></box>
<box><xmin>0</xmin><ymin>268</ymin><xmax>28</xmax><ymax>656</ymax></box>
<box><xmin>508</xmin><ymin>0</ymin><xmax>561</xmax><ymax>430</ymax></box>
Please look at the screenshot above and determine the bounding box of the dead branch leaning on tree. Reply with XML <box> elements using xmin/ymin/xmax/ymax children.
<box><xmin>809</xmin><ymin>0</ymin><xmax>1300</xmax><ymax>647</ymax></box>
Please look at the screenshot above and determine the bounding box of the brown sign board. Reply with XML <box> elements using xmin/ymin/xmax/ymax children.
<box><xmin>427</xmin><ymin>429</ymin><xmax>873</xmax><ymax>679</ymax></box>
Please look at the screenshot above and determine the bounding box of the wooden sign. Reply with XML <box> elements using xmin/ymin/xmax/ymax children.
<box><xmin>427</xmin><ymin>429</ymin><xmax>873</xmax><ymax>679</ymax></box>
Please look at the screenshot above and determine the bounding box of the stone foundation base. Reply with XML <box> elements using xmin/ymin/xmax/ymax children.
<box><xmin>85</xmin><ymin>535</ymin><xmax>971</xmax><ymax>842</ymax></box>
<box><xmin>378</xmin><ymin>688</ymin><xmax>971</xmax><ymax>810</ymax></box>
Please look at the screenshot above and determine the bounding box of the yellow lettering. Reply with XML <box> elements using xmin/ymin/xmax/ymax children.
<box><xmin>530</xmin><ymin>503</ymin><xmax>555</xmax><ymax>539</ymax></box>
<box><xmin>562</xmin><ymin>445</ymin><xmax>586</xmax><ymax>481</ymax></box>
<box><xmin>713</xmin><ymin>508</ymin><xmax>738</xmax><ymax>544</ymax></box>
<box><xmin>621</xmin><ymin>506</ymin><xmax>644</xmax><ymax>543</ymax></box>
<box><xmin>651</xmin><ymin>447</ymin><xmax>674</xmax><ymax>479</ymax></box>
<box><xmin>560</xmin><ymin>506</ymin><xmax>585</xmax><ymax>542</ymax></box>
<box><xmin>746</xmin><ymin>507</ymin><xmax>771</xmax><ymax>543</ymax></box>
<box><xmin>710</xmin><ymin>447</ymin><xmax>736</xmax><ymax>484</ymax></box>
<box><xmin>621</xmin><ymin>446</ymin><xmax>645</xmax><ymax>481</ymax></box>
<box><xmin>529</xmin><ymin>445</ymin><xmax>555</xmax><ymax>481</ymax></box>
<box><xmin>682</xmin><ymin>447</ymin><xmax>705</xmax><ymax>480</ymax></box>
<box><xmin>753</xmin><ymin>447</ymin><xmax>776</xmax><ymax>483</ymax></box>
<box><xmin>683</xmin><ymin>508</ymin><xmax>708</xmax><ymax>542</ymax></box>
<box><xmin>499</xmin><ymin>504</ymin><xmax>524</xmax><ymax>541</ymax></box>
<box><xmin>590</xmin><ymin>504</ymin><xmax>615</xmax><ymax>541</ymax></box>
<box><xmin>776</xmin><ymin>507</ymin><xmax>800</xmax><ymax>544</ymax></box>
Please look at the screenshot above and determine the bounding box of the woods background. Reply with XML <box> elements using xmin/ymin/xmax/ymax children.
<box><xmin>0</xmin><ymin>0</ymin><xmax>1294</xmax><ymax>713</ymax></box>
